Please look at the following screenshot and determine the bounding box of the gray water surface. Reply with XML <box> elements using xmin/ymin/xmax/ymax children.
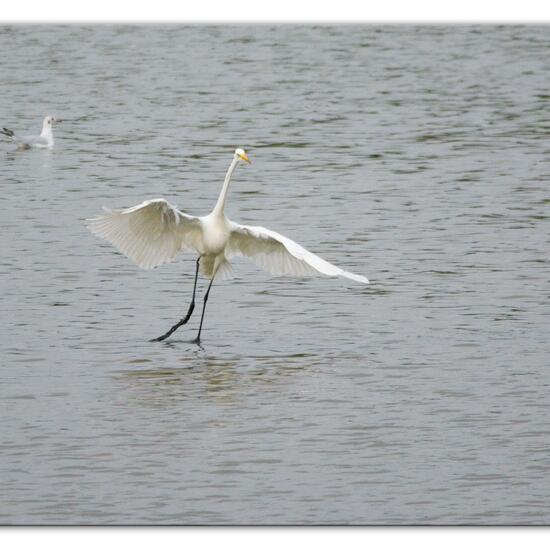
<box><xmin>1</xmin><ymin>25</ymin><xmax>549</xmax><ymax>524</ymax></box>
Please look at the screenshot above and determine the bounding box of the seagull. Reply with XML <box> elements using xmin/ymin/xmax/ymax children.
<box><xmin>86</xmin><ymin>148</ymin><xmax>369</xmax><ymax>343</ymax></box>
<box><xmin>1</xmin><ymin>116</ymin><xmax>60</xmax><ymax>149</ymax></box>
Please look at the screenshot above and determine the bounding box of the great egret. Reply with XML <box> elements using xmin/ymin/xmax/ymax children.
<box><xmin>87</xmin><ymin>148</ymin><xmax>369</xmax><ymax>343</ymax></box>
<box><xmin>1</xmin><ymin>116</ymin><xmax>60</xmax><ymax>149</ymax></box>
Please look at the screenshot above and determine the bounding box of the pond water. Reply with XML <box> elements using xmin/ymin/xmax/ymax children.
<box><xmin>1</xmin><ymin>25</ymin><xmax>549</xmax><ymax>524</ymax></box>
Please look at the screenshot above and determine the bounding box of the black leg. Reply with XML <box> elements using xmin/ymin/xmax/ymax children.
<box><xmin>192</xmin><ymin>277</ymin><xmax>214</xmax><ymax>344</ymax></box>
<box><xmin>151</xmin><ymin>257</ymin><xmax>201</xmax><ymax>342</ymax></box>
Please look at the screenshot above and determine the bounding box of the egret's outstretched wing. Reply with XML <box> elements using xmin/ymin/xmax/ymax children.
<box><xmin>227</xmin><ymin>223</ymin><xmax>369</xmax><ymax>283</ymax></box>
<box><xmin>86</xmin><ymin>199</ymin><xmax>202</xmax><ymax>269</ymax></box>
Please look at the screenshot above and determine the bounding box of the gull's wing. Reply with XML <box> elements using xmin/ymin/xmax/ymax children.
<box><xmin>19</xmin><ymin>134</ymin><xmax>48</xmax><ymax>146</ymax></box>
<box><xmin>226</xmin><ymin>222</ymin><xmax>369</xmax><ymax>283</ymax></box>
<box><xmin>1</xmin><ymin>129</ymin><xmax>48</xmax><ymax>148</ymax></box>
<box><xmin>1</xmin><ymin>127</ymin><xmax>16</xmax><ymax>141</ymax></box>
<box><xmin>86</xmin><ymin>199</ymin><xmax>203</xmax><ymax>269</ymax></box>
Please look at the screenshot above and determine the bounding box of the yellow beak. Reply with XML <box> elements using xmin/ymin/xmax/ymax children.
<box><xmin>239</xmin><ymin>152</ymin><xmax>251</xmax><ymax>164</ymax></box>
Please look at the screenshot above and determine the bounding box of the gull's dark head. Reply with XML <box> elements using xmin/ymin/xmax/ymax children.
<box><xmin>44</xmin><ymin>116</ymin><xmax>61</xmax><ymax>127</ymax></box>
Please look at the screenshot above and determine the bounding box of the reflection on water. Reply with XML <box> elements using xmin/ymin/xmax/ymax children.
<box><xmin>1</xmin><ymin>25</ymin><xmax>550</xmax><ymax>524</ymax></box>
<box><xmin>115</xmin><ymin>351</ymin><xmax>337</xmax><ymax>405</ymax></box>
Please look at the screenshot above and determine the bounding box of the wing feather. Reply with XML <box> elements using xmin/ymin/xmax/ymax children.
<box><xmin>19</xmin><ymin>134</ymin><xmax>49</xmax><ymax>146</ymax></box>
<box><xmin>86</xmin><ymin>199</ymin><xmax>202</xmax><ymax>269</ymax></box>
<box><xmin>227</xmin><ymin>223</ymin><xmax>369</xmax><ymax>284</ymax></box>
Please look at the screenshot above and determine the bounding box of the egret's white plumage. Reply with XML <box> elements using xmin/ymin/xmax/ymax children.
<box><xmin>87</xmin><ymin>148</ymin><xmax>368</xmax><ymax>341</ymax></box>
<box><xmin>88</xmin><ymin>199</ymin><xmax>202</xmax><ymax>270</ymax></box>
<box><xmin>226</xmin><ymin>223</ymin><xmax>368</xmax><ymax>283</ymax></box>
<box><xmin>1</xmin><ymin>116</ymin><xmax>59</xmax><ymax>149</ymax></box>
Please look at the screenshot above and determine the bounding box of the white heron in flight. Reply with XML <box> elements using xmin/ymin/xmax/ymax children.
<box><xmin>86</xmin><ymin>148</ymin><xmax>369</xmax><ymax>343</ymax></box>
<box><xmin>1</xmin><ymin>116</ymin><xmax>61</xmax><ymax>149</ymax></box>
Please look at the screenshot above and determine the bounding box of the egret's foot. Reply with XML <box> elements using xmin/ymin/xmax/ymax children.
<box><xmin>191</xmin><ymin>337</ymin><xmax>205</xmax><ymax>350</ymax></box>
<box><xmin>149</xmin><ymin>302</ymin><xmax>196</xmax><ymax>343</ymax></box>
<box><xmin>150</xmin><ymin>333</ymin><xmax>170</xmax><ymax>343</ymax></box>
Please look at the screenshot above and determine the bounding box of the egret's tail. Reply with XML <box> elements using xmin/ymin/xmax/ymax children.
<box><xmin>199</xmin><ymin>257</ymin><xmax>235</xmax><ymax>281</ymax></box>
<box><xmin>215</xmin><ymin>260</ymin><xmax>235</xmax><ymax>281</ymax></box>
<box><xmin>1</xmin><ymin>127</ymin><xmax>15</xmax><ymax>140</ymax></box>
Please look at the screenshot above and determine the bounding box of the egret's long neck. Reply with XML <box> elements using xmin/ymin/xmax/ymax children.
<box><xmin>212</xmin><ymin>156</ymin><xmax>239</xmax><ymax>217</ymax></box>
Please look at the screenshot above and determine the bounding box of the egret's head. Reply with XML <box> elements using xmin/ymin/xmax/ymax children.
<box><xmin>235</xmin><ymin>148</ymin><xmax>251</xmax><ymax>164</ymax></box>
